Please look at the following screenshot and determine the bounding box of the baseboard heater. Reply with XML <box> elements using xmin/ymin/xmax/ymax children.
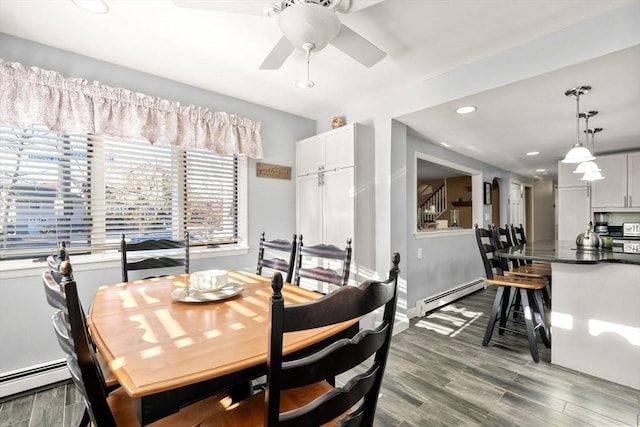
<box><xmin>418</xmin><ymin>279</ymin><xmax>484</xmax><ymax>317</ymax></box>
<box><xmin>0</xmin><ymin>359</ymin><xmax>70</xmax><ymax>400</ymax></box>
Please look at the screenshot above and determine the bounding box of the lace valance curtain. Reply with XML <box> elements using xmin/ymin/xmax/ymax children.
<box><xmin>0</xmin><ymin>59</ymin><xmax>263</xmax><ymax>159</ymax></box>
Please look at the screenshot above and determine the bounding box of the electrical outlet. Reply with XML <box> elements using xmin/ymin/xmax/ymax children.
<box><xmin>417</xmin><ymin>248</ymin><xmax>423</xmax><ymax>259</ymax></box>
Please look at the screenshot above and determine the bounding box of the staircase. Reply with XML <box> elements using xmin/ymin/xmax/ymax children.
<box><xmin>418</xmin><ymin>184</ymin><xmax>446</xmax><ymax>228</ymax></box>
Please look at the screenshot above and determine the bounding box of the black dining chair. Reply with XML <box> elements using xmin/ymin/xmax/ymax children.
<box><xmin>53</xmin><ymin>261</ymin><xmax>230</xmax><ymax>427</ymax></box>
<box><xmin>294</xmin><ymin>235</ymin><xmax>352</xmax><ymax>292</ymax></box>
<box><xmin>120</xmin><ymin>232</ymin><xmax>189</xmax><ymax>282</ymax></box>
<box><xmin>475</xmin><ymin>225</ymin><xmax>550</xmax><ymax>362</ymax></box>
<box><xmin>256</xmin><ymin>232</ymin><xmax>297</xmax><ymax>283</ymax></box>
<box><xmin>197</xmin><ymin>252</ymin><xmax>401</xmax><ymax>427</ymax></box>
<box><xmin>43</xmin><ymin>261</ymin><xmax>119</xmax><ymax>427</ymax></box>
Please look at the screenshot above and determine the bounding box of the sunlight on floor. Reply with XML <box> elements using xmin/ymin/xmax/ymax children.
<box><xmin>414</xmin><ymin>304</ymin><xmax>483</xmax><ymax>337</ymax></box>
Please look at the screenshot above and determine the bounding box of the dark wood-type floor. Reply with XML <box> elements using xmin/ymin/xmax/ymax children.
<box><xmin>1</xmin><ymin>286</ymin><xmax>638</xmax><ymax>426</ymax></box>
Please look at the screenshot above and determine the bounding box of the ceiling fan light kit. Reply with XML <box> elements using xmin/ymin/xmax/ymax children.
<box><xmin>71</xmin><ymin>0</ymin><xmax>109</xmax><ymax>14</ymax></box>
<box><xmin>279</xmin><ymin>2</ymin><xmax>341</xmax><ymax>51</ymax></box>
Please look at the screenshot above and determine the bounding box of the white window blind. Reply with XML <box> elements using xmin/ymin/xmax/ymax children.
<box><xmin>0</xmin><ymin>124</ymin><xmax>239</xmax><ymax>260</ymax></box>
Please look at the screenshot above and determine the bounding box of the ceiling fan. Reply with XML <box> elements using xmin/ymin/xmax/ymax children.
<box><xmin>173</xmin><ymin>0</ymin><xmax>387</xmax><ymax>70</ymax></box>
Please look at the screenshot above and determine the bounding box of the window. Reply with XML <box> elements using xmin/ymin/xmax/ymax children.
<box><xmin>415</xmin><ymin>152</ymin><xmax>483</xmax><ymax>233</ymax></box>
<box><xmin>0</xmin><ymin>124</ymin><xmax>241</xmax><ymax>260</ymax></box>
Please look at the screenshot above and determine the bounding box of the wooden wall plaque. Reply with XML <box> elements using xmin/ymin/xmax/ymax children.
<box><xmin>256</xmin><ymin>162</ymin><xmax>292</xmax><ymax>180</ymax></box>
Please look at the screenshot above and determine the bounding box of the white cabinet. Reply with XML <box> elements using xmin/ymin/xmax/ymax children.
<box><xmin>558</xmin><ymin>159</ymin><xmax>588</xmax><ymax>187</ymax></box>
<box><xmin>295</xmin><ymin>123</ymin><xmax>374</xmax><ymax>284</ymax></box>
<box><xmin>557</xmin><ymin>161</ymin><xmax>591</xmax><ymax>241</ymax></box>
<box><xmin>591</xmin><ymin>152</ymin><xmax>640</xmax><ymax>209</ymax></box>
<box><xmin>557</xmin><ymin>186</ymin><xmax>591</xmax><ymax>241</ymax></box>
<box><xmin>627</xmin><ymin>152</ymin><xmax>640</xmax><ymax>208</ymax></box>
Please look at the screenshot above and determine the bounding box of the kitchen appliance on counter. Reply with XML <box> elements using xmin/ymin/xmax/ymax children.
<box><xmin>576</xmin><ymin>221</ymin><xmax>602</xmax><ymax>249</ymax></box>
<box><xmin>623</xmin><ymin>222</ymin><xmax>640</xmax><ymax>237</ymax></box>
<box><xmin>594</xmin><ymin>212</ymin><xmax>610</xmax><ymax>235</ymax></box>
<box><xmin>608</xmin><ymin>225</ymin><xmax>623</xmax><ymax>238</ymax></box>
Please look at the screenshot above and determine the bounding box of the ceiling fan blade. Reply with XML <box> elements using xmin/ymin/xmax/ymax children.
<box><xmin>330</xmin><ymin>24</ymin><xmax>386</xmax><ymax>67</ymax></box>
<box><xmin>172</xmin><ymin>0</ymin><xmax>268</xmax><ymax>15</ymax></box>
<box><xmin>259</xmin><ymin>36</ymin><xmax>295</xmax><ymax>70</ymax></box>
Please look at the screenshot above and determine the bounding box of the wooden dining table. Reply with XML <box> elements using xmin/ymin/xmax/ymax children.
<box><xmin>88</xmin><ymin>270</ymin><xmax>357</xmax><ymax>425</ymax></box>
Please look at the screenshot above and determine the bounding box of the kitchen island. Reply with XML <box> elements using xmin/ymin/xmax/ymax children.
<box><xmin>498</xmin><ymin>241</ymin><xmax>640</xmax><ymax>390</ymax></box>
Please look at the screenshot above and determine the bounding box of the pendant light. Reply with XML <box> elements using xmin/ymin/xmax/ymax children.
<box><xmin>295</xmin><ymin>42</ymin><xmax>315</xmax><ymax>89</ymax></box>
<box><xmin>580</xmin><ymin>127</ymin><xmax>604</xmax><ymax>181</ymax></box>
<box><xmin>562</xmin><ymin>86</ymin><xmax>596</xmax><ymax>163</ymax></box>
<box><xmin>573</xmin><ymin>111</ymin><xmax>600</xmax><ymax>174</ymax></box>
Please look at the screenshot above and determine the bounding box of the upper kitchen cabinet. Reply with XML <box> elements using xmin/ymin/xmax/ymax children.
<box><xmin>558</xmin><ymin>161</ymin><xmax>589</xmax><ymax>188</ymax></box>
<box><xmin>591</xmin><ymin>152</ymin><xmax>640</xmax><ymax>209</ymax></box>
<box><xmin>296</xmin><ymin>123</ymin><xmax>357</xmax><ymax>177</ymax></box>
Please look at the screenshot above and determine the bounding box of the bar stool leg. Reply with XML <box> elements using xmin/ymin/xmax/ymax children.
<box><xmin>498</xmin><ymin>287</ymin><xmax>512</xmax><ymax>335</ymax></box>
<box><xmin>483</xmin><ymin>286</ymin><xmax>506</xmax><ymax>346</ymax></box>
<box><xmin>519</xmin><ymin>288</ymin><xmax>539</xmax><ymax>362</ymax></box>
<box><xmin>532</xmin><ymin>289</ymin><xmax>551</xmax><ymax>348</ymax></box>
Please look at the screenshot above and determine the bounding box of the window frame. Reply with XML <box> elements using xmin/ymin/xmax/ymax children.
<box><xmin>414</xmin><ymin>151</ymin><xmax>483</xmax><ymax>237</ymax></box>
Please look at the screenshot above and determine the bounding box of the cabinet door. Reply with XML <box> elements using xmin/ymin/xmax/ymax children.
<box><xmin>296</xmin><ymin>136</ymin><xmax>324</xmax><ymax>177</ymax></box>
<box><xmin>591</xmin><ymin>153</ymin><xmax>627</xmax><ymax>208</ymax></box>
<box><xmin>558</xmin><ymin>161</ymin><xmax>586</xmax><ymax>187</ymax></box>
<box><xmin>557</xmin><ymin>186</ymin><xmax>591</xmax><ymax>241</ymax></box>
<box><xmin>324</xmin><ymin>125</ymin><xmax>354</xmax><ymax>171</ymax></box>
<box><xmin>627</xmin><ymin>152</ymin><xmax>640</xmax><ymax>208</ymax></box>
<box><xmin>323</xmin><ymin>168</ymin><xmax>355</xmax><ymax>247</ymax></box>
<box><xmin>296</xmin><ymin>174</ymin><xmax>323</xmax><ymax>246</ymax></box>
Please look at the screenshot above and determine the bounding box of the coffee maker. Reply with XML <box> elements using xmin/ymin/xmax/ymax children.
<box><xmin>594</xmin><ymin>212</ymin><xmax>610</xmax><ymax>235</ymax></box>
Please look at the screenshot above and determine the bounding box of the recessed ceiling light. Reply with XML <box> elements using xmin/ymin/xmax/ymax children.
<box><xmin>526</xmin><ymin>151</ymin><xmax>540</xmax><ymax>156</ymax></box>
<box><xmin>455</xmin><ymin>106</ymin><xmax>477</xmax><ymax>114</ymax></box>
<box><xmin>71</xmin><ymin>0</ymin><xmax>109</xmax><ymax>14</ymax></box>
<box><xmin>535</xmin><ymin>169</ymin><xmax>546</xmax><ymax>172</ymax></box>
<box><xmin>440</xmin><ymin>142</ymin><xmax>451</xmax><ymax>148</ymax></box>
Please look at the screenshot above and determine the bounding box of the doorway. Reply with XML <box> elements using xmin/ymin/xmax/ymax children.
<box><xmin>491</xmin><ymin>178</ymin><xmax>500</xmax><ymax>226</ymax></box>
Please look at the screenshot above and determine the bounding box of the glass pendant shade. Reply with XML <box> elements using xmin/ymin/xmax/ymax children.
<box><xmin>562</xmin><ymin>144</ymin><xmax>595</xmax><ymax>163</ymax></box>
<box><xmin>581</xmin><ymin>170</ymin><xmax>604</xmax><ymax>181</ymax></box>
<box><xmin>573</xmin><ymin>161</ymin><xmax>601</xmax><ymax>174</ymax></box>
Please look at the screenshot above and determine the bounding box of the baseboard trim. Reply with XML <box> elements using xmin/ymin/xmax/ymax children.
<box><xmin>0</xmin><ymin>360</ymin><xmax>70</xmax><ymax>399</ymax></box>
<box><xmin>417</xmin><ymin>279</ymin><xmax>484</xmax><ymax>317</ymax></box>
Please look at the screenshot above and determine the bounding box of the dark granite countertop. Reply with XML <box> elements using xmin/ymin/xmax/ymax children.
<box><xmin>496</xmin><ymin>240</ymin><xmax>640</xmax><ymax>265</ymax></box>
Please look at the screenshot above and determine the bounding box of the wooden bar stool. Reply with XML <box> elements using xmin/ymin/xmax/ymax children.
<box><xmin>475</xmin><ymin>225</ymin><xmax>550</xmax><ymax>362</ymax></box>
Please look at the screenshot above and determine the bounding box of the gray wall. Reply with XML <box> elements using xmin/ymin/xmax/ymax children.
<box><xmin>403</xmin><ymin>132</ymin><xmax>531</xmax><ymax>313</ymax></box>
<box><xmin>0</xmin><ymin>34</ymin><xmax>315</xmax><ymax>374</ymax></box>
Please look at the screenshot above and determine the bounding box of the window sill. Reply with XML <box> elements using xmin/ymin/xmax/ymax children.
<box><xmin>0</xmin><ymin>244</ymin><xmax>250</xmax><ymax>280</ymax></box>
<box><xmin>413</xmin><ymin>228</ymin><xmax>474</xmax><ymax>239</ymax></box>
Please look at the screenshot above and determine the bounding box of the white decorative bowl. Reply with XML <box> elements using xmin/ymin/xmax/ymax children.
<box><xmin>190</xmin><ymin>269</ymin><xmax>228</xmax><ymax>291</ymax></box>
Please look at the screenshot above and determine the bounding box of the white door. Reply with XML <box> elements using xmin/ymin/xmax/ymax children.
<box><xmin>323</xmin><ymin>167</ymin><xmax>355</xmax><ymax>248</ymax></box>
<box><xmin>296</xmin><ymin>136</ymin><xmax>324</xmax><ymax>177</ymax></box>
<box><xmin>324</xmin><ymin>125</ymin><xmax>354</xmax><ymax>171</ymax></box>
<box><xmin>509</xmin><ymin>182</ymin><xmax>523</xmax><ymax>227</ymax></box>
<box><xmin>296</xmin><ymin>174</ymin><xmax>323</xmax><ymax>246</ymax></box>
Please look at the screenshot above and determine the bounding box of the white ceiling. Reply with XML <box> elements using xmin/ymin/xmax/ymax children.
<box><xmin>1</xmin><ymin>0</ymin><xmax>639</xmax><ymax>179</ymax></box>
